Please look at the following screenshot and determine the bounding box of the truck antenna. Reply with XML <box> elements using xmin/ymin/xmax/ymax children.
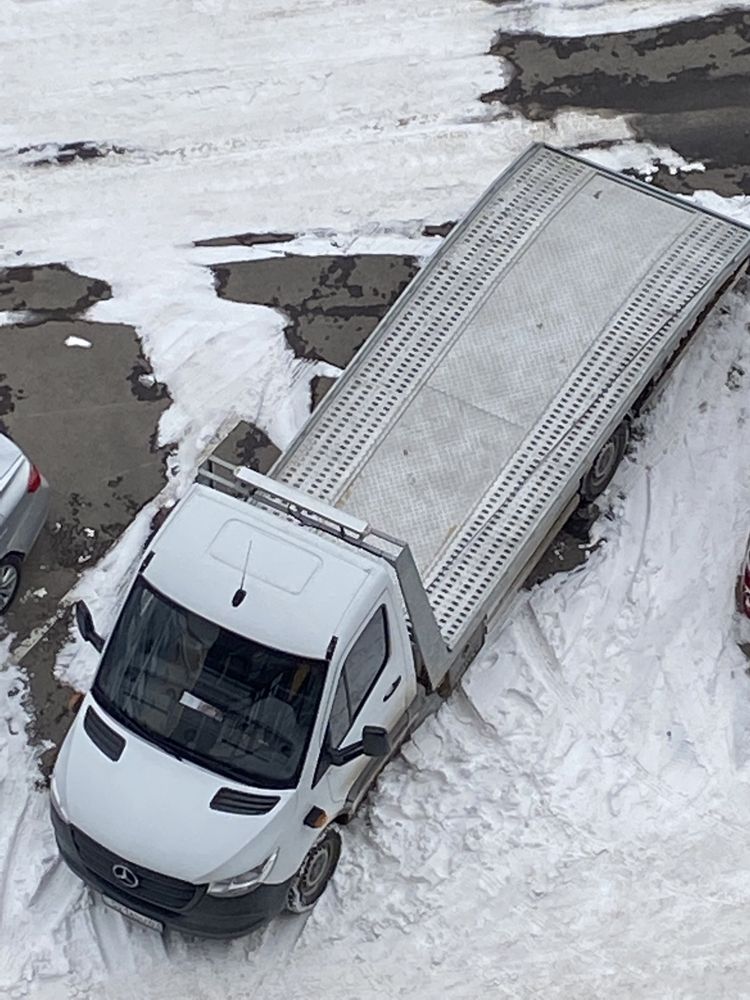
<box><xmin>231</xmin><ymin>539</ymin><xmax>253</xmax><ymax>608</ymax></box>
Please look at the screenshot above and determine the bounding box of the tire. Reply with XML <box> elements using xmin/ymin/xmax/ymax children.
<box><xmin>566</xmin><ymin>501</ymin><xmax>599</xmax><ymax>541</ymax></box>
<box><xmin>0</xmin><ymin>555</ymin><xmax>22</xmax><ymax>614</ymax></box>
<box><xmin>285</xmin><ymin>828</ymin><xmax>342</xmax><ymax>914</ymax></box>
<box><xmin>580</xmin><ymin>423</ymin><xmax>629</xmax><ymax>503</ymax></box>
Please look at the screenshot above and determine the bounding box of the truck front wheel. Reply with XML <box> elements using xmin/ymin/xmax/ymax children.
<box><xmin>579</xmin><ymin>422</ymin><xmax>629</xmax><ymax>502</ymax></box>
<box><xmin>285</xmin><ymin>827</ymin><xmax>342</xmax><ymax>914</ymax></box>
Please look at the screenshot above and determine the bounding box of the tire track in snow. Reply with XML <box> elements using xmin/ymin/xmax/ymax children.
<box><xmin>506</xmin><ymin>583</ymin><xmax>745</xmax><ymax>848</ymax></box>
<box><xmin>27</xmin><ymin>857</ymin><xmax>90</xmax><ymax>944</ymax></box>
<box><xmin>512</xmin><ymin>604</ymin><xmax>583</xmax><ymax>713</ymax></box>
<box><xmin>0</xmin><ymin>793</ymin><xmax>34</xmax><ymax>969</ymax></box>
<box><xmin>0</xmin><ymin>807</ymin><xmax>103</xmax><ymax>992</ymax></box>
<box><xmin>624</xmin><ymin>464</ymin><xmax>653</xmax><ymax>606</ymax></box>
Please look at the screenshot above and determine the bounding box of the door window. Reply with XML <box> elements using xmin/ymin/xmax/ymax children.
<box><xmin>329</xmin><ymin>606</ymin><xmax>389</xmax><ymax>748</ymax></box>
<box><xmin>327</xmin><ymin>670</ymin><xmax>351</xmax><ymax>749</ymax></box>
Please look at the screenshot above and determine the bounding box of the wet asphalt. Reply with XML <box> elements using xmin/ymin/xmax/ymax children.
<box><xmin>0</xmin><ymin>265</ymin><xmax>171</xmax><ymax>760</ymax></box>
<box><xmin>484</xmin><ymin>8</ymin><xmax>750</xmax><ymax>197</ymax></box>
<box><xmin>3</xmin><ymin>8</ymin><xmax>749</xmax><ymax>763</ymax></box>
<box><xmin>213</xmin><ymin>254</ymin><xmax>419</xmax><ymax>368</ymax></box>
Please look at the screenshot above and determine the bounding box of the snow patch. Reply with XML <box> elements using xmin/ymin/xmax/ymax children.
<box><xmin>496</xmin><ymin>0</ymin><xmax>747</xmax><ymax>36</ymax></box>
<box><xmin>579</xmin><ymin>139</ymin><xmax>707</xmax><ymax>178</ymax></box>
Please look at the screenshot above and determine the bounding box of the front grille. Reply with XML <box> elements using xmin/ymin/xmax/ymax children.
<box><xmin>72</xmin><ymin>828</ymin><xmax>201</xmax><ymax>912</ymax></box>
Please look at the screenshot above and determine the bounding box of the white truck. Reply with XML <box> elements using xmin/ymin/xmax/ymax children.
<box><xmin>51</xmin><ymin>144</ymin><xmax>750</xmax><ymax>937</ymax></box>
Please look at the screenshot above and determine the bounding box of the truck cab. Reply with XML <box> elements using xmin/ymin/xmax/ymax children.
<box><xmin>51</xmin><ymin>481</ymin><xmax>417</xmax><ymax>937</ymax></box>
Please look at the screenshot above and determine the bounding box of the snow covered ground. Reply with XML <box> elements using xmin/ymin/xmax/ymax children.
<box><xmin>497</xmin><ymin>0</ymin><xmax>749</xmax><ymax>34</ymax></box>
<box><xmin>3</xmin><ymin>0</ymin><xmax>750</xmax><ymax>996</ymax></box>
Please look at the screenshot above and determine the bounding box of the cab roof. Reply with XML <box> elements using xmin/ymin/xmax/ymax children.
<box><xmin>143</xmin><ymin>484</ymin><xmax>384</xmax><ymax>659</ymax></box>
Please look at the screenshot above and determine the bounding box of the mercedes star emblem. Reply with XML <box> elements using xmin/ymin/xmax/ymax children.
<box><xmin>111</xmin><ymin>863</ymin><xmax>139</xmax><ymax>889</ymax></box>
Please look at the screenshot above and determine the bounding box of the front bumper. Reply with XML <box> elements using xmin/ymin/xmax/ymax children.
<box><xmin>51</xmin><ymin>801</ymin><xmax>291</xmax><ymax>939</ymax></box>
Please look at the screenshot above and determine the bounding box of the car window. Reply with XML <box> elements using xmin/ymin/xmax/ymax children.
<box><xmin>327</xmin><ymin>607</ymin><xmax>389</xmax><ymax>748</ymax></box>
<box><xmin>344</xmin><ymin>607</ymin><xmax>389</xmax><ymax>717</ymax></box>
<box><xmin>328</xmin><ymin>671</ymin><xmax>351</xmax><ymax>749</ymax></box>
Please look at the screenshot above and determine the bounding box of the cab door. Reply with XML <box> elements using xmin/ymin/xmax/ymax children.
<box><xmin>321</xmin><ymin>603</ymin><xmax>409</xmax><ymax>810</ymax></box>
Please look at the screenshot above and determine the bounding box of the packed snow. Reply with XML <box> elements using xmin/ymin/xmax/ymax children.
<box><xmin>1</xmin><ymin>0</ymin><xmax>750</xmax><ymax>997</ymax></box>
<box><xmin>497</xmin><ymin>0</ymin><xmax>750</xmax><ymax>34</ymax></box>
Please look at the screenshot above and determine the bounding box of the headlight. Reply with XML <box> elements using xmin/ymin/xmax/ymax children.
<box><xmin>206</xmin><ymin>850</ymin><xmax>279</xmax><ymax>898</ymax></box>
<box><xmin>49</xmin><ymin>775</ymin><xmax>70</xmax><ymax>823</ymax></box>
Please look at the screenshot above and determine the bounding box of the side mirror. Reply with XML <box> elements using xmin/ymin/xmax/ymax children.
<box><xmin>361</xmin><ymin>726</ymin><xmax>390</xmax><ymax>758</ymax></box>
<box><xmin>329</xmin><ymin>726</ymin><xmax>390</xmax><ymax>767</ymax></box>
<box><xmin>74</xmin><ymin>601</ymin><xmax>104</xmax><ymax>653</ymax></box>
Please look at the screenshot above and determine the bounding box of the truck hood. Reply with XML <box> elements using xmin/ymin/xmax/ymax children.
<box><xmin>54</xmin><ymin>695</ymin><xmax>293</xmax><ymax>883</ymax></box>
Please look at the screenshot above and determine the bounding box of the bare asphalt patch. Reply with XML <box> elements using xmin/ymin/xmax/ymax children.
<box><xmin>484</xmin><ymin>8</ymin><xmax>750</xmax><ymax>196</ymax></box>
<box><xmin>14</xmin><ymin>141</ymin><xmax>129</xmax><ymax>168</ymax></box>
<box><xmin>0</xmin><ymin>264</ymin><xmax>170</xmax><ymax>765</ymax></box>
<box><xmin>0</xmin><ymin>262</ymin><xmax>112</xmax><ymax>322</ymax></box>
<box><xmin>213</xmin><ymin>254</ymin><xmax>419</xmax><ymax>368</ymax></box>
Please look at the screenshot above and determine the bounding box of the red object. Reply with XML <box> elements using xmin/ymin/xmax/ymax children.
<box><xmin>27</xmin><ymin>463</ymin><xmax>42</xmax><ymax>493</ymax></box>
<box><xmin>743</xmin><ymin>560</ymin><xmax>750</xmax><ymax>618</ymax></box>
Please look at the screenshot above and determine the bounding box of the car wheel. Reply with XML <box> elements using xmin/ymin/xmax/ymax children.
<box><xmin>580</xmin><ymin>423</ymin><xmax>629</xmax><ymax>502</ymax></box>
<box><xmin>0</xmin><ymin>555</ymin><xmax>22</xmax><ymax>613</ymax></box>
<box><xmin>285</xmin><ymin>827</ymin><xmax>342</xmax><ymax>914</ymax></box>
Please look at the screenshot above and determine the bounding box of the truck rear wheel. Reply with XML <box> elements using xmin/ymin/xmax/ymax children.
<box><xmin>579</xmin><ymin>423</ymin><xmax>629</xmax><ymax>502</ymax></box>
<box><xmin>285</xmin><ymin>827</ymin><xmax>342</xmax><ymax>914</ymax></box>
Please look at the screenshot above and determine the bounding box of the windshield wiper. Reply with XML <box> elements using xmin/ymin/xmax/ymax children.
<box><xmin>92</xmin><ymin>687</ymin><xmax>275</xmax><ymax>784</ymax></box>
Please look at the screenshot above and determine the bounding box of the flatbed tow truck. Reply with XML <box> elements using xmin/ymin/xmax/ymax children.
<box><xmin>52</xmin><ymin>144</ymin><xmax>750</xmax><ymax>937</ymax></box>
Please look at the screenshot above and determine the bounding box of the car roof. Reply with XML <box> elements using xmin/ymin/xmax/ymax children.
<box><xmin>143</xmin><ymin>484</ymin><xmax>385</xmax><ymax>659</ymax></box>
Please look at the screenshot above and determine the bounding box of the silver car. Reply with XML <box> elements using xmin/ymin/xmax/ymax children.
<box><xmin>0</xmin><ymin>434</ymin><xmax>49</xmax><ymax>612</ymax></box>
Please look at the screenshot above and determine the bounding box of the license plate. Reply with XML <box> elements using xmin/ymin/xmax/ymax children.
<box><xmin>102</xmin><ymin>895</ymin><xmax>164</xmax><ymax>932</ymax></box>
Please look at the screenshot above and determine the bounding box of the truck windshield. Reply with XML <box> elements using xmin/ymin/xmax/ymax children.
<box><xmin>92</xmin><ymin>577</ymin><xmax>327</xmax><ymax>789</ymax></box>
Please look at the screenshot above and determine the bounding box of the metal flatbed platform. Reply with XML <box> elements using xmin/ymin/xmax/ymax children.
<box><xmin>273</xmin><ymin>144</ymin><xmax>750</xmax><ymax>648</ymax></box>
